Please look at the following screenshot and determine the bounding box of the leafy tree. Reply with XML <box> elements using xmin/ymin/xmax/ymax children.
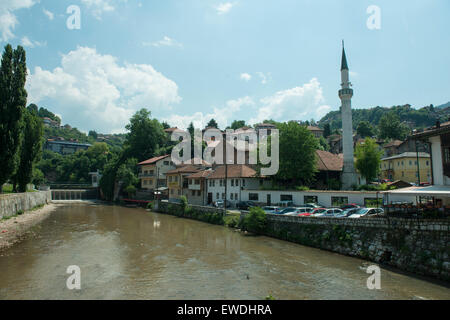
<box><xmin>206</xmin><ymin>118</ymin><xmax>219</xmax><ymax>129</ymax></box>
<box><xmin>230</xmin><ymin>120</ymin><xmax>247</xmax><ymax>130</ymax></box>
<box><xmin>276</xmin><ymin>121</ymin><xmax>319</xmax><ymax>185</ymax></box>
<box><xmin>356</xmin><ymin>121</ymin><xmax>374</xmax><ymax>138</ymax></box>
<box><xmin>124</xmin><ymin>185</ymin><xmax>137</xmax><ymax>198</ymax></box>
<box><xmin>0</xmin><ymin>45</ymin><xmax>27</xmax><ymax>191</ymax></box>
<box><xmin>318</xmin><ymin>136</ymin><xmax>329</xmax><ymax>151</ymax></box>
<box><xmin>14</xmin><ymin>109</ymin><xmax>44</xmax><ymax>192</ymax></box>
<box><xmin>116</xmin><ymin>158</ymin><xmax>139</xmax><ymax>188</ymax></box>
<box><xmin>124</xmin><ymin>109</ymin><xmax>165</xmax><ymax>161</ymax></box>
<box><xmin>378</xmin><ymin>112</ymin><xmax>409</xmax><ymax>140</ymax></box>
<box><xmin>239</xmin><ymin>207</ymin><xmax>267</xmax><ymax>233</ymax></box>
<box><xmin>323</xmin><ymin>123</ymin><xmax>331</xmax><ymax>138</ymax></box>
<box><xmin>88</xmin><ymin>130</ymin><xmax>98</xmax><ymax>140</ymax></box>
<box><xmin>32</xmin><ymin>167</ymin><xmax>45</xmax><ymax>186</ymax></box>
<box><xmin>161</xmin><ymin>121</ymin><xmax>170</xmax><ymax>130</ymax></box>
<box><xmin>355</xmin><ymin>137</ymin><xmax>383</xmax><ymax>182</ymax></box>
<box><xmin>37</xmin><ymin>107</ymin><xmax>61</xmax><ymax>124</ymax></box>
<box><xmin>27</xmin><ymin>103</ymin><xmax>38</xmax><ymax>115</ymax></box>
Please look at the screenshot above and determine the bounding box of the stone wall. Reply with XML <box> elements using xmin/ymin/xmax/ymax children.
<box><xmin>0</xmin><ymin>191</ymin><xmax>51</xmax><ymax>219</ymax></box>
<box><xmin>256</xmin><ymin>214</ymin><xmax>450</xmax><ymax>282</ymax></box>
<box><xmin>157</xmin><ymin>201</ymin><xmax>225</xmax><ymax>225</ymax></box>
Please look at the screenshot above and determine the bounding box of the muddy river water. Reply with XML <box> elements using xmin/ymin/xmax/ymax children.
<box><xmin>0</xmin><ymin>203</ymin><xmax>448</xmax><ymax>300</ymax></box>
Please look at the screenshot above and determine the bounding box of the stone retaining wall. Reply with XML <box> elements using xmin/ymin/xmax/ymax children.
<box><xmin>259</xmin><ymin>214</ymin><xmax>450</xmax><ymax>282</ymax></box>
<box><xmin>0</xmin><ymin>191</ymin><xmax>52</xmax><ymax>219</ymax></box>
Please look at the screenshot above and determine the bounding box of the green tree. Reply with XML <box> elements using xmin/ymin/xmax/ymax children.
<box><xmin>323</xmin><ymin>123</ymin><xmax>331</xmax><ymax>138</ymax></box>
<box><xmin>356</xmin><ymin>121</ymin><xmax>374</xmax><ymax>138</ymax></box>
<box><xmin>239</xmin><ymin>207</ymin><xmax>267</xmax><ymax>234</ymax></box>
<box><xmin>14</xmin><ymin>109</ymin><xmax>44</xmax><ymax>192</ymax></box>
<box><xmin>230</xmin><ymin>120</ymin><xmax>247</xmax><ymax>130</ymax></box>
<box><xmin>355</xmin><ymin>137</ymin><xmax>383</xmax><ymax>182</ymax></box>
<box><xmin>124</xmin><ymin>109</ymin><xmax>165</xmax><ymax>161</ymax></box>
<box><xmin>276</xmin><ymin>121</ymin><xmax>319</xmax><ymax>185</ymax></box>
<box><xmin>88</xmin><ymin>130</ymin><xmax>98</xmax><ymax>140</ymax></box>
<box><xmin>378</xmin><ymin>112</ymin><xmax>409</xmax><ymax>140</ymax></box>
<box><xmin>206</xmin><ymin>118</ymin><xmax>219</xmax><ymax>129</ymax></box>
<box><xmin>0</xmin><ymin>45</ymin><xmax>27</xmax><ymax>191</ymax></box>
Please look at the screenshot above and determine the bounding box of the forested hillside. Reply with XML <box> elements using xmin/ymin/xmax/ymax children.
<box><xmin>318</xmin><ymin>104</ymin><xmax>450</xmax><ymax>132</ymax></box>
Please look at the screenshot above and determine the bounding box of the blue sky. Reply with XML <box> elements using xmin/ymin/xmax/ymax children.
<box><xmin>1</xmin><ymin>0</ymin><xmax>449</xmax><ymax>133</ymax></box>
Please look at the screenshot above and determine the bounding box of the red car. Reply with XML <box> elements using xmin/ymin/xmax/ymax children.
<box><xmin>298</xmin><ymin>208</ymin><xmax>326</xmax><ymax>217</ymax></box>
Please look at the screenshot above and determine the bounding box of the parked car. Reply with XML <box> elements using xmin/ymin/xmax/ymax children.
<box><xmin>347</xmin><ymin>208</ymin><xmax>384</xmax><ymax>218</ymax></box>
<box><xmin>342</xmin><ymin>207</ymin><xmax>360</xmax><ymax>217</ymax></box>
<box><xmin>298</xmin><ymin>208</ymin><xmax>327</xmax><ymax>217</ymax></box>
<box><xmin>236</xmin><ymin>201</ymin><xmax>256</xmax><ymax>210</ymax></box>
<box><xmin>340</xmin><ymin>203</ymin><xmax>360</xmax><ymax>210</ymax></box>
<box><xmin>278</xmin><ymin>207</ymin><xmax>298</xmax><ymax>215</ymax></box>
<box><xmin>315</xmin><ymin>208</ymin><xmax>344</xmax><ymax>218</ymax></box>
<box><xmin>262</xmin><ymin>206</ymin><xmax>281</xmax><ymax>214</ymax></box>
<box><xmin>303</xmin><ymin>203</ymin><xmax>322</xmax><ymax>209</ymax></box>
<box><xmin>214</xmin><ymin>200</ymin><xmax>231</xmax><ymax>208</ymax></box>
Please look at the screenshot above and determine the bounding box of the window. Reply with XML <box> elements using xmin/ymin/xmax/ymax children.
<box><xmin>409</xmin><ymin>160</ymin><xmax>412</xmax><ymax>166</ymax></box>
<box><xmin>235</xmin><ymin>193</ymin><xmax>238</xmax><ymax>200</ymax></box>
<box><xmin>402</xmin><ymin>171</ymin><xmax>404</xmax><ymax>177</ymax></box>
<box><xmin>197</xmin><ymin>191</ymin><xmax>201</xmax><ymax>196</ymax></box>
<box><xmin>231</xmin><ymin>180</ymin><xmax>234</xmax><ymax>187</ymax></box>
<box><xmin>191</xmin><ymin>190</ymin><xmax>195</xmax><ymax>196</ymax></box>
<box><xmin>243</xmin><ymin>179</ymin><xmax>246</xmax><ymax>186</ymax></box>
<box><xmin>364</xmin><ymin>198</ymin><xmax>382</xmax><ymax>207</ymax></box>
<box><xmin>220</xmin><ymin>180</ymin><xmax>223</xmax><ymax>187</ymax></box>
<box><xmin>231</xmin><ymin>193</ymin><xmax>234</xmax><ymax>200</ymax></box>
<box><xmin>216</xmin><ymin>193</ymin><xmax>219</xmax><ymax>199</ymax></box>
<box><xmin>249</xmin><ymin>193</ymin><xmax>259</xmax><ymax>201</ymax></box>
<box><xmin>149</xmin><ymin>180</ymin><xmax>153</xmax><ymax>185</ymax></box>
<box><xmin>259</xmin><ymin>179</ymin><xmax>264</xmax><ymax>186</ymax></box>
<box><xmin>235</xmin><ymin>179</ymin><xmax>239</xmax><ymax>186</ymax></box>
<box><xmin>281</xmin><ymin>195</ymin><xmax>293</xmax><ymax>202</ymax></box>
<box><xmin>304</xmin><ymin>196</ymin><xmax>318</xmax><ymax>204</ymax></box>
<box><xmin>175</xmin><ymin>176</ymin><xmax>179</xmax><ymax>182</ymax></box>
<box><xmin>222</xmin><ymin>193</ymin><xmax>225</xmax><ymax>199</ymax></box>
<box><xmin>164</xmin><ymin>161</ymin><xmax>169</xmax><ymax>165</ymax></box>
<box><xmin>190</xmin><ymin>179</ymin><xmax>193</xmax><ymax>185</ymax></box>
<box><xmin>331</xmin><ymin>197</ymin><xmax>348</xmax><ymax>207</ymax></box>
<box><xmin>171</xmin><ymin>189</ymin><xmax>174</xmax><ymax>195</ymax></box>
<box><xmin>426</xmin><ymin>161</ymin><xmax>429</xmax><ymax>166</ymax></box>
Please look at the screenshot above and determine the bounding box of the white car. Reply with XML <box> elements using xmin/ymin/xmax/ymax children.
<box><xmin>284</xmin><ymin>207</ymin><xmax>312</xmax><ymax>216</ymax></box>
<box><xmin>348</xmin><ymin>208</ymin><xmax>384</xmax><ymax>218</ymax></box>
<box><xmin>315</xmin><ymin>208</ymin><xmax>344</xmax><ymax>217</ymax></box>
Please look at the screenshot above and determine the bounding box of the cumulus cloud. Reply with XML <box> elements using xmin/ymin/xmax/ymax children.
<box><xmin>81</xmin><ymin>0</ymin><xmax>116</xmax><ymax>19</ymax></box>
<box><xmin>248</xmin><ymin>78</ymin><xmax>331</xmax><ymax>125</ymax></box>
<box><xmin>21</xmin><ymin>36</ymin><xmax>46</xmax><ymax>48</ymax></box>
<box><xmin>240</xmin><ymin>73</ymin><xmax>251</xmax><ymax>82</ymax></box>
<box><xmin>43</xmin><ymin>9</ymin><xmax>54</xmax><ymax>20</ymax></box>
<box><xmin>0</xmin><ymin>0</ymin><xmax>35</xmax><ymax>41</ymax></box>
<box><xmin>164</xmin><ymin>96</ymin><xmax>254</xmax><ymax>130</ymax></box>
<box><xmin>26</xmin><ymin>46</ymin><xmax>181</xmax><ymax>133</ymax></box>
<box><xmin>144</xmin><ymin>36</ymin><xmax>183</xmax><ymax>48</ymax></box>
<box><xmin>215</xmin><ymin>2</ymin><xmax>235</xmax><ymax>15</ymax></box>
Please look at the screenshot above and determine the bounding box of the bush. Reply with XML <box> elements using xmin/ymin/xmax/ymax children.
<box><xmin>180</xmin><ymin>195</ymin><xmax>188</xmax><ymax>212</ymax></box>
<box><xmin>240</xmin><ymin>207</ymin><xmax>267</xmax><ymax>234</ymax></box>
<box><xmin>147</xmin><ymin>202</ymin><xmax>153</xmax><ymax>210</ymax></box>
<box><xmin>124</xmin><ymin>185</ymin><xmax>136</xmax><ymax>198</ymax></box>
<box><xmin>224</xmin><ymin>214</ymin><xmax>240</xmax><ymax>228</ymax></box>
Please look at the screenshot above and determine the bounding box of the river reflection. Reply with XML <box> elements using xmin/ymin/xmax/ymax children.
<box><xmin>0</xmin><ymin>204</ymin><xmax>448</xmax><ymax>300</ymax></box>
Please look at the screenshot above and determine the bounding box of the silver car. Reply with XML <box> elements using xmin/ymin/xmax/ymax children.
<box><xmin>348</xmin><ymin>208</ymin><xmax>384</xmax><ymax>218</ymax></box>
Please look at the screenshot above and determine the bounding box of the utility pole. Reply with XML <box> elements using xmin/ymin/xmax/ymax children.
<box><xmin>224</xmin><ymin>162</ymin><xmax>228</xmax><ymax>214</ymax></box>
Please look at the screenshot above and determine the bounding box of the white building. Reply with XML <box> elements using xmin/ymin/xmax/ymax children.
<box><xmin>205</xmin><ymin>164</ymin><xmax>271</xmax><ymax>206</ymax></box>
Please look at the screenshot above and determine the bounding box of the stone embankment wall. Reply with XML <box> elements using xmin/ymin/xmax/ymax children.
<box><xmin>260</xmin><ymin>214</ymin><xmax>450</xmax><ymax>282</ymax></box>
<box><xmin>0</xmin><ymin>191</ymin><xmax>51</xmax><ymax>219</ymax></box>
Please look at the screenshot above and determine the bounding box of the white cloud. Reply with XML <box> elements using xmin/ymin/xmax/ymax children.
<box><xmin>26</xmin><ymin>46</ymin><xmax>181</xmax><ymax>133</ymax></box>
<box><xmin>144</xmin><ymin>36</ymin><xmax>183</xmax><ymax>48</ymax></box>
<box><xmin>0</xmin><ymin>0</ymin><xmax>35</xmax><ymax>41</ymax></box>
<box><xmin>43</xmin><ymin>9</ymin><xmax>54</xmax><ymax>20</ymax></box>
<box><xmin>164</xmin><ymin>96</ymin><xmax>254</xmax><ymax>130</ymax></box>
<box><xmin>256</xmin><ymin>72</ymin><xmax>271</xmax><ymax>85</ymax></box>
<box><xmin>81</xmin><ymin>0</ymin><xmax>116</xmax><ymax>19</ymax></box>
<box><xmin>240</xmin><ymin>73</ymin><xmax>251</xmax><ymax>82</ymax></box>
<box><xmin>248</xmin><ymin>78</ymin><xmax>331</xmax><ymax>125</ymax></box>
<box><xmin>215</xmin><ymin>2</ymin><xmax>235</xmax><ymax>15</ymax></box>
<box><xmin>21</xmin><ymin>36</ymin><xmax>46</xmax><ymax>48</ymax></box>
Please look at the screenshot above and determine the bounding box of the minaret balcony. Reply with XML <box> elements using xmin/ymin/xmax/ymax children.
<box><xmin>339</xmin><ymin>88</ymin><xmax>353</xmax><ymax>99</ymax></box>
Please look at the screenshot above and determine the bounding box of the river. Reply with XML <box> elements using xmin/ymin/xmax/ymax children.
<box><xmin>0</xmin><ymin>203</ymin><xmax>448</xmax><ymax>300</ymax></box>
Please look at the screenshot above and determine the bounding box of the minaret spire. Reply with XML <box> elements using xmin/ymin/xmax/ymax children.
<box><xmin>341</xmin><ymin>40</ymin><xmax>349</xmax><ymax>71</ymax></box>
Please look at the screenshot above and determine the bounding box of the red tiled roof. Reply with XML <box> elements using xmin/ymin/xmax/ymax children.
<box><xmin>138</xmin><ymin>155</ymin><xmax>170</xmax><ymax>166</ymax></box>
<box><xmin>307</xmin><ymin>126</ymin><xmax>324</xmax><ymax>132</ymax></box>
<box><xmin>187</xmin><ymin>169</ymin><xmax>214</xmax><ymax>179</ymax></box>
<box><xmin>316</xmin><ymin>150</ymin><xmax>343</xmax><ymax>172</ymax></box>
<box><xmin>206</xmin><ymin>164</ymin><xmax>259</xmax><ymax>179</ymax></box>
<box><xmin>166</xmin><ymin>165</ymin><xmax>204</xmax><ymax>175</ymax></box>
<box><xmin>383</xmin><ymin>140</ymin><xmax>403</xmax><ymax>148</ymax></box>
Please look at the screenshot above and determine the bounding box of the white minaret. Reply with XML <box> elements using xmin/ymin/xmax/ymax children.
<box><xmin>339</xmin><ymin>41</ymin><xmax>358</xmax><ymax>189</ymax></box>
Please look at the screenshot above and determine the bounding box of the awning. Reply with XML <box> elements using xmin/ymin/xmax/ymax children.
<box><xmin>382</xmin><ymin>185</ymin><xmax>450</xmax><ymax>197</ymax></box>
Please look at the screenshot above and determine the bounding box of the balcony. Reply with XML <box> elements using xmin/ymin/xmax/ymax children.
<box><xmin>139</xmin><ymin>173</ymin><xmax>155</xmax><ymax>178</ymax></box>
<box><xmin>189</xmin><ymin>184</ymin><xmax>201</xmax><ymax>191</ymax></box>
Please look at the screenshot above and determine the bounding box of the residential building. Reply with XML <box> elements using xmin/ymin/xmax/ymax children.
<box><xmin>205</xmin><ymin>164</ymin><xmax>271</xmax><ymax>206</ymax></box>
<box><xmin>138</xmin><ymin>155</ymin><xmax>176</xmax><ymax>194</ymax></box>
<box><xmin>42</xmin><ymin>117</ymin><xmax>59</xmax><ymax>128</ymax></box>
<box><xmin>167</xmin><ymin>165</ymin><xmax>206</xmax><ymax>201</ymax></box>
<box><xmin>45</xmin><ymin>139</ymin><xmax>91</xmax><ymax>155</ymax></box>
<box><xmin>380</xmin><ymin>152</ymin><xmax>431</xmax><ymax>184</ymax></box>
<box><xmin>307</xmin><ymin>126</ymin><xmax>324</xmax><ymax>138</ymax></box>
<box><xmin>186</xmin><ymin>169</ymin><xmax>214</xmax><ymax>206</ymax></box>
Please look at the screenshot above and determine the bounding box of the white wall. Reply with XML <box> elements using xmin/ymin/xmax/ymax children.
<box><xmin>241</xmin><ymin>189</ymin><xmax>380</xmax><ymax>207</ymax></box>
<box><xmin>430</xmin><ymin>136</ymin><xmax>444</xmax><ymax>185</ymax></box>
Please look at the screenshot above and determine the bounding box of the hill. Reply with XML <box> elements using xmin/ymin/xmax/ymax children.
<box><xmin>436</xmin><ymin>101</ymin><xmax>450</xmax><ymax>109</ymax></box>
<box><xmin>317</xmin><ymin>104</ymin><xmax>450</xmax><ymax>132</ymax></box>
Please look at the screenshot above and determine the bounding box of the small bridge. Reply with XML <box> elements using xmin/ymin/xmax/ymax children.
<box><xmin>51</xmin><ymin>185</ymin><xmax>99</xmax><ymax>201</ymax></box>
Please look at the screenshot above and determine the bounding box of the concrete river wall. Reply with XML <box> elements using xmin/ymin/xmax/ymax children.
<box><xmin>261</xmin><ymin>214</ymin><xmax>450</xmax><ymax>282</ymax></box>
<box><xmin>157</xmin><ymin>201</ymin><xmax>449</xmax><ymax>282</ymax></box>
<box><xmin>0</xmin><ymin>191</ymin><xmax>51</xmax><ymax>219</ymax></box>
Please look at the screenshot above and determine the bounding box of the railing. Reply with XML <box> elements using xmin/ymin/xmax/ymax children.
<box><xmin>138</xmin><ymin>173</ymin><xmax>155</xmax><ymax>178</ymax></box>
